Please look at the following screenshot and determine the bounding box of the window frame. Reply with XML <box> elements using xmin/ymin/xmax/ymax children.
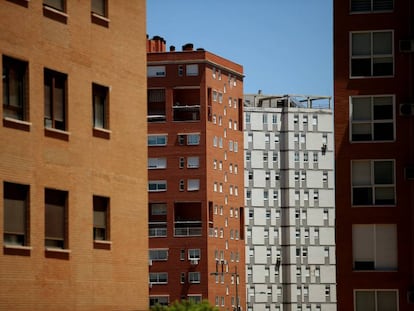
<box><xmin>148</xmin><ymin>134</ymin><xmax>168</xmax><ymax>146</ymax></box>
<box><xmin>148</xmin><ymin>180</ymin><xmax>167</xmax><ymax>192</ymax></box>
<box><xmin>188</xmin><ymin>271</ymin><xmax>201</xmax><ymax>284</ymax></box>
<box><xmin>350</xmin><ymin>0</ymin><xmax>394</xmax><ymax>13</ymax></box>
<box><xmin>44</xmin><ymin>68</ymin><xmax>67</xmax><ymax>131</ymax></box>
<box><xmin>149</xmin><ymin>249</ymin><xmax>169</xmax><ymax>261</ymax></box>
<box><xmin>149</xmin><ymin>272</ymin><xmax>168</xmax><ymax>284</ymax></box>
<box><xmin>354</xmin><ymin>289</ymin><xmax>398</xmax><ymax>311</ymax></box>
<box><xmin>92</xmin><ymin>83</ymin><xmax>109</xmax><ymax>130</ymax></box>
<box><xmin>349</xmin><ymin>95</ymin><xmax>395</xmax><ymax>142</ymax></box>
<box><xmin>93</xmin><ymin>195</ymin><xmax>110</xmax><ymax>242</ymax></box>
<box><xmin>148</xmin><ymin>157</ymin><xmax>167</xmax><ymax>169</ymax></box>
<box><xmin>44</xmin><ymin>188</ymin><xmax>68</xmax><ymax>250</ymax></box>
<box><xmin>350</xmin><ymin>30</ymin><xmax>394</xmax><ymax>78</ymax></box>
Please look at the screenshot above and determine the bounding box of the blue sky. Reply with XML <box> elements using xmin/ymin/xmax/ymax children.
<box><xmin>146</xmin><ymin>0</ymin><xmax>333</xmax><ymax>96</ymax></box>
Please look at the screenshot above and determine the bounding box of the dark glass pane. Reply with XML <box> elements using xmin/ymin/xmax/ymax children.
<box><xmin>373</xmin><ymin>60</ymin><xmax>393</xmax><ymax>76</ymax></box>
<box><xmin>353</xmin><ymin>188</ymin><xmax>372</xmax><ymax>205</ymax></box>
<box><xmin>373</xmin><ymin>0</ymin><xmax>393</xmax><ymax>11</ymax></box>
<box><xmin>354</xmin><ymin>261</ymin><xmax>375</xmax><ymax>270</ymax></box>
<box><xmin>374</xmin><ymin>161</ymin><xmax>393</xmax><ymax>184</ymax></box>
<box><xmin>352</xmin><ymin>59</ymin><xmax>371</xmax><ymax>77</ymax></box>
<box><xmin>374</xmin><ymin>104</ymin><xmax>393</xmax><ymax>120</ymax></box>
<box><xmin>351</xmin><ymin>0</ymin><xmax>371</xmax><ymax>12</ymax></box>
<box><xmin>352</xmin><ymin>133</ymin><xmax>372</xmax><ymax>141</ymax></box>
<box><xmin>373</xmin><ymin>123</ymin><xmax>393</xmax><ymax>140</ymax></box>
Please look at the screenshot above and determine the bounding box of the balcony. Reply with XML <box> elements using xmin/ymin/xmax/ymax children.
<box><xmin>149</xmin><ymin>222</ymin><xmax>167</xmax><ymax>237</ymax></box>
<box><xmin>174</xmin><ymin>221</ymin><xmax>202</xmax><ymax>237</ymax></box>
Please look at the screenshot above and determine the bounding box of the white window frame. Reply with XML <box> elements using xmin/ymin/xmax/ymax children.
<box><xmin>350</xmin><ymin>30</ymin><xmax>394</xmax><ymax>78</ymax></box>
<box><xmin>148</xmin><ymin>157</ymin><xmax>167</xmax><ymax>169</ymax></box>
<box><xmin>188</xmin><ymin>271</ymin><xmax>201</xmax><ymax>284</ymax></box>
<box><xmin>349</xmin><ymin>95</ymin><xmax>395</xmax><ymax>142</ymax></box>
<box><xmin>149</xmin><ymin>249</ymin><xmax>169</xmax><ymax>261</ymax></box>
<box><xmin>187</xmin><ymin>179</ymin><xmax>200</xmax><ymax>191</ymax></box>
<box><xmin>188</xmin><ymin>248</ymin><xmax>201</xmax><ymax>260</ymax></box>
<box><xmin>149</xmin><ymin>272</ymin><xmax>168</xmax><ymax>284</ymax></box>
<box><xmin>148</xmin><ymin>135</ymin><xmax>167</xmax><ymax>146</ymax></box>
<box><xmin>148</xmin><ymin>180</ymin><xmax>167</xmax><ymax>192</ymax></box>
<box><xmin>187</xmin><ymin>156</ymin><xmax>199</xmax><ymax>168</ymax></box>
<box><xmin>186</xmin><ymin>64</ymin><xmax>198</xmax><ymax>76</ymax></box>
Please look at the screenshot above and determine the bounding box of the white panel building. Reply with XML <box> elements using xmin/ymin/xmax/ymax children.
<box><xmin>244</xmin><ymin>93</ymin><xmax>336</xmax><ymax>311</ymax></box>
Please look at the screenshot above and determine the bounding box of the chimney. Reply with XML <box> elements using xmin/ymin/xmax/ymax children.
<box><xmin>170</xmin><ymin>45</ymin><xmax>176</xmax><ymax>52</ymax></box>
<box><xmin>182</xmin><ymin>43</ymin><xmax>194</xmax><ymax>51</ymax></box>
<box><xmin>147</xmin><ymin>35</ymin><xmax>166</xmax><ymax>53</ymax></box>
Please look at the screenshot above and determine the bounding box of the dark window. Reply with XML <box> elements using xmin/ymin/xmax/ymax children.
<box><xmin>44</xmin><ymin>69</ymin><xmax>67</xmax><ymax>131</ymax></box>
<box><xmin>3</xmin><ymin>56</ymin><xmax>28</xmax><ymax>121</ymax></box>
<box><xmin>93</xmin><ymin>195</ymin><xmax>109</xmax><ymax>241</ymax></box>
<box><xmin>45</xmin><ymin>188</ymin><xmax>67</xmax><ymax>249</ymax></box>
<box><xmin>91</xmin><ymin>0</ymin><xmax>107</xmax><ymax>17</ymax></box>
<box><xmin>92</xmin><ymin>83</ymin><xmax>109</xmax><ymax>129</ymax></box>
<box><xmin>351</xmin><ymin>0</ymin><xmax>393</xmax><ymax>12</ymax></box>
<box><xmin>43</xmin><ymin>0</ymin><xmax>65</xmax><ymax>12</ymax></box>
<box><xmin>3</xmin><ymin>182</ymin><xmax>29</xmax><ymax>246</ymax></box>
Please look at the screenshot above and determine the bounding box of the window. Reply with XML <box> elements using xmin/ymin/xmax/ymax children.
<box><xmin>187</xmin><ymin>156</ymin><xmax>199</xmax><ymax>168</ymax></box>
<box><xmin>150</xmin><ymin>203</ymin><xmax>167</xmax><ymax>215</ymax></box>
<box><xmin>148</xmin><ymin>66</ymin><xmax>166</xmax><ymax>77</ymax></box>
<box><xmin>148</xmin><ymin>181</ymin><xmax>167</xmax><ymax>192</ymax></box>
<box><xmin>91</xmin><ymin>0</ymin><xmax>107</xmax><ymax>17</ymax></box>
<box><xmin>179</xmin><ymin>180</ymin><xmax>185</xmax><ymax>191</ymax></box>
<box><xmin>188</xmin><ymin>179</ymin><xmax>200</xmax><ymax>191</ymax></box>
<box><xmin>150</xmin><ymin>296</ymin><xmax>169</xmax><ymax>307</ymax></box>
<box><xmin>304</xmin><ymin>152</ymin><xmax>309</xmax><ymax>162</ymax></box>
<box><xmin>350</xmin><ymin>95</ymin><xmax>394</xmax><ymax>141</ymax></box>
<box><xmin>245</xmin><ymin>113</ymin><xmax>250</xmax><ymax>123</ymax></box>
<box><xmin>44</xmin><ymin>69</ymin><xmax>67</xmax><ymax>131</ymax></box>
<box><xmin>352</xmin><ymin>160</ymin><xmax>395</xmax><ymax>205</ymax></box>
<box><xmin>351</xmin><ymin>31</ymin><xmax>393</xmax><ymax>77</ymax></box>
<box><xmin>149</xmin><ymin>272</ymin><xmax>168</xmax><ymax>284</ymax></box>
<box><xmin>313</xmin><ymin>153</ymin><xmax>318</xmax><ymax>163</ymax></box>
<box><xmin>188</xmin><ymin>249</ymin><xmax>201</xmax><ymax>260</ymax></box>
<box><xmin>186</xmin><ymin>64</ymin><xmax>198</xmax><ymax>76</ymax></box>
<box><xmin>45</xmin><ymin>188</ymin><xmax>67</xmax><ymax>249</ymax></box>
<box><xmin>148</xmin><ymin>135</ymin><xmax>167</xmax><ymax>146</ymax></box>
<box><xmin>187</xmin><ymin>134</ymin><xmax>200</xmax><ymax>145</ymax></box>
<box><xmin>353</xmin><ymin>224</ymin><xmax>397</xmax><ymax>271</ymax></box>
<box><xmin>354</xmin><ymin>290</ymin><xmax>397</xmax><ymax>311</ymax></box>
<box><xmin>3</xmin><ymin>182</ymin><xmax>29</xmax><ymax>246</ymax></box>
<box><xmin>351</xmin><ymin>0</ymin><xmax>393</xmax><ymax>13</ymax></box>
<box><xmin>188</xmin><ymin>295</ymin><xmax>202</xmax><ymax>304</ymax></box>
<box><xmin>2</xmin><ymin>56</ymin><xmax>28</xmax><ymax>121</ymax></box>
<box><xmin>92</xmin><ymin>83</ymin><xmax>109</xmax><ymax>130</ymax></box>
<box><xmin>263</xmin><ymin>114</ymin><xmax>268</xmax><ymax>124</ymax></box>
<box><xmin>93</xmin><ymin>195</ymin><xmax>109</xmax><ymax>241</ymax></box>
<box><xmin>149</xmin><ymin>249</ymin><xmax>168</xmax><ymax>261</ymax></box>
<box><xmin>148</xmin><ymin>157</ymin><xmax>167</xmax><ymax>169</ymax></box>
<box><xmin>44</xmin><ymin>0</ymin><xmax>65</xmax><ymax>12</ymax></box>
<box><xmin>188</xmin><ymin>272</ymin><xmax>200</xmax><ymax>284</ymax></box>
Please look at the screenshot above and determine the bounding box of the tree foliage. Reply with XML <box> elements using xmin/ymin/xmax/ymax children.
<box><xmin>151</xmin><ymin>300</ymin><xmax>218</xmax><ymax>311</ymax></box>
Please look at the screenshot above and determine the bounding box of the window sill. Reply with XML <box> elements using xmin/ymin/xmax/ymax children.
<box><xmin>45</xmin><ymin>247</ymin><xmax>71</xmax><ymax>259</ymax></box>
<box><xmin>3</xmin><ymin>244</ymin><xmax>32</xmax><ymax>256</ymax></box>
<box><xmin>43</xmin><ymin>5</ymin><xmax>68</xmax><ymax>24</ymax></box>
<box><xmin>93</xmin><ymin>127</ymin><xmax>111</xmax><ymax>139</ymax></box>
<box><xmin>6</xmin><ymin>0</ymin><xmax>29</xmax><ymax>8</ymax></box>
<box><xmin>93</xmin><ymin>240</ymin><xmax>112</xmax><ymax>250</ymax></box>
<box><xmin>45</xmin><ymin>127</ymin><xmax>70</xmax><ymax>141</ymax></box>
<box><xmin>91</xmin><ymin>12</ymin><xmax>110</xmax><ymax>28</ymax></box>
<box><xmin>3</xmin><ymin>117</ymin><xmax>31</xmax><ymax>132</ymax></box>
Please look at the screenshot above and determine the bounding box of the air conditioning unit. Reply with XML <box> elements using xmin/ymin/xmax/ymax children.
<box><xmin>148</xmin><ymin>259</ymin><xmax>153</xmax><ymax>266</ymax></box>
<box><xmin>190</xmin><ymin>259</ymin><xmax>199</xmax><ymax>265</ymax></box>
<box><xmin>400</xmin><ymin>39</ymin><xmax>414</xmax><ymax>52</ymax></box>
<box><xmin>399</xmin><ymin>103</ymin><xmax>414</xmax><ymax>116</ymax></box>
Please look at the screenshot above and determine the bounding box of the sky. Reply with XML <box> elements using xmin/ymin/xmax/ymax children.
<box><xmin>146</xmin><ymin>0</ymin><xmax>333</xmax><ymax>97</ymax></box>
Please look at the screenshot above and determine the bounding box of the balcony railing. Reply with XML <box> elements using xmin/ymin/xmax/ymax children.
<box><xmin>149</xmin><ymin>222</ymin><xmax>167</xmax><ymax>237</ymax></box>
<box><xmin>174</xmin><ymin>221</ymin><xmax>202</xmax><ymax>237</ymax></box>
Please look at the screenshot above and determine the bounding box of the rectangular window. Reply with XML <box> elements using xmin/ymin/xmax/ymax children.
<box><xmin>188</xmin><ymin>248</ymin><xmax>201</xmax><ymax>260</ymax></box>
<box><xmin>351</xmin><ymin>95</ymin><xmax>394</xmax><ymax>141</ymax></box>
<box><xmin>149</xmin><ymin>249</ymin><xmax>168</xmax><ymax>261</ymax></box>
<box><xmin>3</xmin><ymin>182</ymin><xmax>29</xmax><ymax>246</ymax></box>
<box><xmin>186</xmin><ymin>64</ymin><xmax>199</xmax><ymax>76</ymax></box>
<box><xmin>44</xmin><ymin>68</ymin><xmax>67</xmax><ymax>131</ymax></box>
<box><xmin>148</xmin><ymin>181</ymin><xmax>167</xmax><ymax>192</ymax></box>
<box><xmin>45</xmin><ymin>188</ymin><xmax>67</xmax><ymax>249</ymax></box>
<box><xmin>148</xmin><ymin>135</ymin><xmax>167</xmax><ymax>146</ymax></box>
<box><xmin>150</xmin><ymin>296</ymin><xmax>169</xmax><ymax>307</ymax></box>
<box><xmin>150</xmin><ymin>203</ymin><xmax>167</xmax><ymax>215</ymax></box>
<box><xmin>351</xmin><ymin>31</ymin><xmax>393</xmax><ymax>77</ymax></box>
<box><xmin>147</xmin><ymin>66</ymin><xmax>166</xmax><ymax>77</ymax></box>
<box><xmin>187</xmin><ymin>156</ymin><xmax>199</xmax><ymax>168</ymax></box>
<box><xmin>353</xmin><ymin>224</ymin><xmax>397</xmax><ymax>270</ymax></box>
<box><xmin>187</xmin><ymin>179</ymin><xmax>200</xmax><ymax>191</ymax></box>
<box><xmin>148</xmin><ymin>157</ymin><xmax>167</xmax><ymax>169</ymax></box>
<box><xmin>188</xmin><ymin>272</ymin><xmax>201</xmax><ymax>284</ymax></box>
<box><xmin>352</xmin><ymin>160</ymin><xmax>395</xmax><ymax>205</ymax></box>
<box><xmin>3</xmin><ymin>56</ymin><xmax>28</xmax><ymax>121</ymax></box>
<box><xmin>149</xmin><ymin>272</ymin><xmax>168</xmax><ymax>284</ymax></box>
<box><xmin>93</xmin><ymin>195</ymin><xmax>109</xmax><ymax>241</ymax></box>
<box><xmin>351</xmin><ymin>0</ymin><xmax>393</xmax><ymax>13</ymax></box>
<box><xmin>44</xmin><ymin>0</ymin><xmax>65</xmax><ymax>11</ymax></box>
<box><xmin>187</xmin><ymin>134</ymin><xmax>200</xmax><ymax>145</ymax></box>
<box><xmin>92</xmin><ymin>83</ymin><xmax>109</xmax><ymax>129</ymax></box>
<box><xmin>354</xmin><ymin>290</ymin><xmax>397</xmax><ymax>311</ymax></box>
<box><xmin>91</xmin><ymin>0</ymin><xmax>107</xmax><ymax>17</ymax></box>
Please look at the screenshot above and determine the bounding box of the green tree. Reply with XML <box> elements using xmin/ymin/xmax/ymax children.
<box><xmin>151</xmin><ymin>299</ymin><xmax>218</xmax><ymax>311</ymax></box>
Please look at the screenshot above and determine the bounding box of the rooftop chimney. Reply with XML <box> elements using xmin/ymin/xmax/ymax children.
<box><xmin>182</xmin><ymin>43</ymin><xmax>194</xmax><ymax>51</ymax></box>
<box><xmin>147</xmin><ymin>35</ymin><xmax>166</xmax><ymax>53</ymax></box>
<box><xmin>170</xmin><ymin>45</ymin><xmax>176</xmax><ymax>52</ymax></box>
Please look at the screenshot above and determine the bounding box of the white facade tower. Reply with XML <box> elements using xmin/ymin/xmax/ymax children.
<box><xmin>244</xmin><ymin>94</ymin><xmax>336</xmax><ymax>311</ymax></box>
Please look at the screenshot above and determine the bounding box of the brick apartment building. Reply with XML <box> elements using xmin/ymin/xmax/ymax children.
<box><xmin>147</xmin><ymin>36</ymin><xmax>246</xmax><ymax>310</ymax></box>
<box><xmin>334</xmin><ymin>0</ymin><xmax>414</xmax><ymax>310</ymax></box>
<box><xmin>0</xmin><ymin>1</ymin><xmax>148</xmax><ymax>310</ymax></box>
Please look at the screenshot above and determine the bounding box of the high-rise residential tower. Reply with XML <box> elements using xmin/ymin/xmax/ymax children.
<box><xmin>147</xmin><ymin>37</ymin><xmax>246</xmax><ymax>310</ymax></box>
<box><xmin>244</xmin><ymin>93</ymin><xmax>336</xmax><ymax>311</ymax></box>
<box><xmin>0</xmin><ymin>1</ymin><xmax>148</xmax><ymax>310</ymax></box>
<box><xmin>334</xmin><ymin>0</ymin><xmax>414</xmax><ymax>310</ymax></box>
